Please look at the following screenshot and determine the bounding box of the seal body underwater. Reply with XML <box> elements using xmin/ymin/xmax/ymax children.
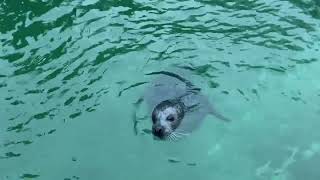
<box><xmin>142</xmin><ymin>70</ymin><xmax>230</xmax><ymax>141</ymax></box>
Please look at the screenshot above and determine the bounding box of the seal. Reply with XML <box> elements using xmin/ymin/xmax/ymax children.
<box><xmin>143</xmin><ymin>70</ymin><xmax>231</xmax><ymax>141</ymax></box>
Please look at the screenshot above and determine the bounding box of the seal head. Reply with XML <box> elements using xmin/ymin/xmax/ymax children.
<box><xmin>151</xmin><ymin>99</ymin><xmax>185</xmax><ymax>140</ymax></box>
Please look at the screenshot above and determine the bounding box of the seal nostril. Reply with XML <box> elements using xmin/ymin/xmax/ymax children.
<box><xmin>158</xmin><ymin>127</ymin><xmax>163</xmax><ymax>134</ymax></box>
<box><xmin>153</xmin><ymin>126</ymin><xmax>164</xmax><ymax>137</ymax></box>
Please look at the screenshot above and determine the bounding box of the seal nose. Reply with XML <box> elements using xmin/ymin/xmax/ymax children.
<box><xmin>152</xmin><ymin>126</ymin><xmax>165</xmax><ymax>138</ymax></box>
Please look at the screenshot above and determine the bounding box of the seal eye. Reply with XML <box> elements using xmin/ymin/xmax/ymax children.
<box><xmin>166</xmin><ymin>115</ymin><xmax>175</xmax><ymax>122</ymax></box>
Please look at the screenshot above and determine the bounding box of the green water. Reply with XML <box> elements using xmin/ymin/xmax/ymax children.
<box><xmin>1</xmin><ymin>0</ymin><xmax>320</xmax><ymax>179</ymax></box>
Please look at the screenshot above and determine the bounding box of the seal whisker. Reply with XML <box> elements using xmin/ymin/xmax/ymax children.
<box><xmin>171</xmin><ymin>137</ymin><xmax>176</xmax><ymax>141</ymax></box>
<box><xmin>175</xmin><ymin>133</ymin><xmax>189</xmax><ymax>137</ymax></box>
<box><xmin>172</xmin><ymin>132</ymin><xmax>181</xmax><ymax>138</ymax></box>
<box><xmin>167</xmin><ymin>134</ymin><xmax>174</xmax><ymax>141</ymax></box>
<box><xmin>175</xmin><ymin>131</ymin><xmax>188</xmax><ymax>135</ymax></box>
<box><xmin>171</xmin><ymin>135</ymin><xmax>176</xmax><ymax>141</ymax></box>
<box><xmin>171</xmin><ymin>133</ymin><xmax>178</xmax><ymax>141</ymax></box>
<box><xmin>168</xmin><ymin>133</ymin><xmax>176</xmax><ymax>141</ymax></box>
<box><xmin>174</xmin><ymin>131</ymin><xmax>190</xmax><ymax>136</ymax></box>
<box><xmin>171</xmin><ymin>132</ymin><xmax>182</xmax><ymax>141</ymax></box>
<box><xmin>172</xmin><ymin>131</ymin><xmax>189</xmax><ymax>140</ymax></box>
<box><xmin>171</xmin><ymin>133</ymin><xmax>177</xmax><ymax>140</ymax></box>
<box><xmin>175</xmin><ymin>129</ymin><xmax>188</xmax><ymax>133</ymax></box>
<box><xmin>177</xmin><ymin>134</ymin><xmax>185</xmax><ymax>138</ymax></box>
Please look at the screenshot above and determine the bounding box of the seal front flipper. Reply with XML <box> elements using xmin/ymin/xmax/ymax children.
<box><xmin>132</xmin><ymin>97</ymin><xmax>144</xmax><ymax>135</ymax></box>
<box><xmin>185</xmin><ymin>103</ymin><xmax>201</xmax><ymax>113</ymax></box>
<box><xmin>209</xmin><ymin>107</ymin><xmax>231</xmax><ymax>122</ymax></box>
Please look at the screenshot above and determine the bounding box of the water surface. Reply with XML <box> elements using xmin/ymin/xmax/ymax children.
<box><xmin>1</xmin><ymin>0</ymin><xmax>320</xmax><ymax>179</ymax></box>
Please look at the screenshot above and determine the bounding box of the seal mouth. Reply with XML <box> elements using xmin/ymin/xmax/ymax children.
<box><xmin>152</xmin><ymin>126</ymin><xmax>187</xmax><ymax>141</ymax></box>
<box><xmin>152</xmin><ymin>126</ymin><xmax>167</xmax><ymax>140</ymax></box>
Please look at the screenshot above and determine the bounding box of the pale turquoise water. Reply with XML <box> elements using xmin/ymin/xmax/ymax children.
<box><xmin>1</xmin><ymin>0</ymin><xmax>320</xmax><ymax>179</ymax></box>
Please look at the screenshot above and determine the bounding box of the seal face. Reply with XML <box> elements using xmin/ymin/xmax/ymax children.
<box><xmin>151</xmin><ymin>99</ymin><xmax>185</xmax><ymax>140</ymax></box>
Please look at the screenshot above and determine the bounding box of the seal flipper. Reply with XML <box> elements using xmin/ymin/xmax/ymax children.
<box><xmin>132</xmin><ymin>97</ymin><xmax>145</xmax><ymax>135</ymax></box>
<box><xmin>209</xmin><ymin>106</ymin><xmax>231</xmax><ymax>122</ymax></box>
